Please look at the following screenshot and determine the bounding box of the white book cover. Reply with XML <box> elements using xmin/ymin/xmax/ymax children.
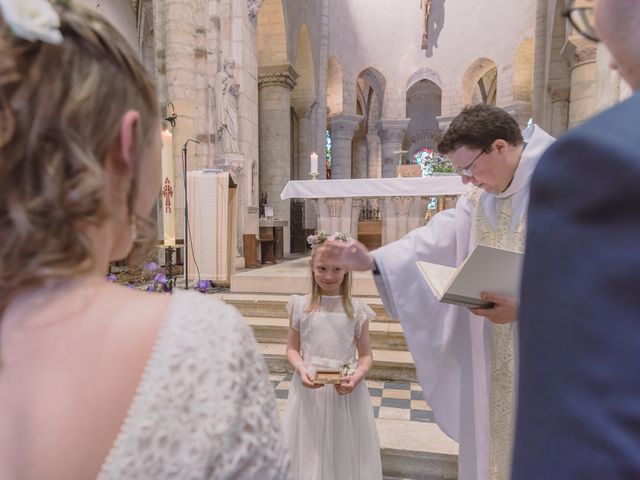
<box><xmin>417</xmin><ymin>245</ymin><xmax>524</xmax><ymax>308</ymax></box>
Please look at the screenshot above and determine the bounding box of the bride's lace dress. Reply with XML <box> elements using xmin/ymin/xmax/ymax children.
<box><xmin>97</xmin><ymin>290</ymin><xmax>291</xmax><ymax>480</ymax></box>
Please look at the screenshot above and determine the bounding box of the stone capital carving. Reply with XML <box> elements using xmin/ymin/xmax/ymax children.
<box><xmin>393</xmin><ymin>196</ymin><xmax>413</xmax><ymax>216</ymax></box>
<box><xmin>561</xmin><ymin>36</ymin><xmax>598</xmax><ymax>69</ymax></box>
<box><xmin>377</xmin><ymin>118</ymin><xmax>410</xmax><ymax>143</ymax></box>
<box><xmin>258</xmin><ymin>64</ymin><xmax>299</xmax><ymax>90</ymax></box>
<box><xmin>293</xmin><ymin>99</ymin><xmax>318</xmax><ymax>119</ymax></box>
<box><xmin>328</xmin><ymin>114</ymin><xmax>363</xmax><ymax>140</ymax></box>
<box><xmin>548</xmin><ymin>82</ymin><xmax>571</xmax><ymax>102</ymax></box>
<box><xmin>325</xmin><ymin>198</ymin><xmax>345</xmax><ymax>218</ymax></box>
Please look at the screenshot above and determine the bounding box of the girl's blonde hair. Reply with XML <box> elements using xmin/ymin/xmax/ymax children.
<box><xmin>307</xmin><ymin>246</ymin><xmax>354</xmax><ymax>318</ymax></box>
<box><xmin>0</xmin><ymin>2</ymin><xmax>159</xmax><ymax>311</ymax></box>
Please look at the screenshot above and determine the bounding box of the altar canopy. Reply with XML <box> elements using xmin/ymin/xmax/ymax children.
<box><xmin>280</xmin><ymin>176</ymin><xmax>466</xmax><ymax>200</ymax></box>
<box><xmin>187</xmin><ymin>170</ymin><xmax>237</xmax><ymax>284</ymax></box>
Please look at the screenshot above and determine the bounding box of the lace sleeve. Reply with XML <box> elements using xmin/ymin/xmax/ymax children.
<box><xmin>220</xmin><ymin>312</ymin><xmax>293</xmax><ymax>479</ymax></box>
<box><xmin>286</xmin><ymin>295</ymin><xmax>301</xmax><ymax>331</ymax></box>
<box><xmin>96</xmin><ymin>291</ymin><xmax>291</xmax><ymax>480</ymax></box>
<box><xmin>354</xmin><ymin>300</ymin><xmax>376</xmax><ymax>338</ymax></box>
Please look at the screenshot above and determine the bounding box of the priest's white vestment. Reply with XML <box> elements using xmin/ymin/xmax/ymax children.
<box><xmin>371</xmin><ymin>125</ymin><xmax>554</xmax><ymax>480</ymax></box>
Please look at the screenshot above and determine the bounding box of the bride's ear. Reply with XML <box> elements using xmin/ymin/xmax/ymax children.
<box><xmin>119</xmin><ymin>110</ymin><xmax>141</xmax><ymax>168</ymax></box>
<box><xmin>106</xmin><ymin>110</ymin><xmax>140</xmax><ymax>175</ymax></box>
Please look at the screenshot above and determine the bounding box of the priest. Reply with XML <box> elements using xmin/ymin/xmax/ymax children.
<box><xmin>317</xmin><ymin>104</ymin><xmax>554</xmax><ymax>480</ymax></box>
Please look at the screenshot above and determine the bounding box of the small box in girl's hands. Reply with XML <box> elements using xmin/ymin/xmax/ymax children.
<box><xmin>314</xmin><ymin>369</ymin><xmax>342</xmax><ymax>384</ymax></box>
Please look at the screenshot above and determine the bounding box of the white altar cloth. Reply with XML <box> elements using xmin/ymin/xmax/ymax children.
<box><xmin>280</xmin><ymin>176</ymin><xmax>466</xmax><ymax>200</ymax></box>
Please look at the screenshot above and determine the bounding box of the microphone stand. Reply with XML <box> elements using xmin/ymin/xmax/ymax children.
<box><xmin>182</xmin><ymin>138</ymin><xmax>200</xmax><ymax>290</ymax></box>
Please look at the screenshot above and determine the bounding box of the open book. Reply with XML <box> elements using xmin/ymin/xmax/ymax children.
<box><xmin>416</xmin><ymin>245</ymin><xmax>524</xmax><ymax>308</ymax></box>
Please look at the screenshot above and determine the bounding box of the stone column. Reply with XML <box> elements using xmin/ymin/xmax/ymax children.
<box><xmin>352</xmin><ymin>135</ymin><xmax>368</xmax><ymax>179</ymax></box>
<box><xmin>366</xmin><ymin>133</ymin><xmax>381</xmax><ymax>178</ymax></box>
<box><xmin>548</xmin><ymin>81</ymin><xmax>570</xmax><ymax>137</ymax></box>
<box><xmin>314</xmin><ymin>0</ymin><xmax>330</xmax><ymax>181</ymax></box>
<box><xmin>562</xmin><ymin>37</ymin><xmax>597</xmax><ymax>128</ymax></box>
<box><xmin>258</xmin><ymin>64</ymin><xmax>298</xmax><ymax>255</ymax></box>
<box><xmin>350</xmin><ymin>199</ymin><xmax>364</xmax><ymax>239</ymax></box>
<box><xmin>532</xmin><ymin>0</ymin><xmax>548</xmax><ymax>124</ymax></box>
<box><xmin>295</xmin><ymin>102</ymin><xmax>316</xmax><ymax>180</ymax></box>
<box><xmin>153</xmin><ymin>0</ymin><xmax>198</xmax><ymax>242</ymax></box>
<box><xmin>328</xmin><ymin>114</ymin><xmax>363</xmax><ymax>179</ymax></box>
<box><xmin>378</xmin><ymin>118</ymin><xmax>410</xmax><ymax>178</ymax></box>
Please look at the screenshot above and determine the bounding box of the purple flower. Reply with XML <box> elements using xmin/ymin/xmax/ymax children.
<box><xmin>143</xmin><ymin>261</ymin><xmax>159</xmax><ymax>272</ymax></box>
<box><xmin>146</xmin><ymin>284</ymin><xmax>155</xmax><ymax>292</ymax></box>
<box><xmin>154</xmin><ymin>273</ymin><xmax>168</xmax><ymax>284</ymax></box>
<box><xmin>106</xmin><ymin>273</ymin><xmax>117</xmax><ymax>282</ymax></box>
<box><xmin>196</xmin><ymin>280</ymin><xmax>210</xmax><ymax>292</ymax></box>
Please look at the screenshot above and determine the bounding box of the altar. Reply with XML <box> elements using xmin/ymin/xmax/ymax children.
<box><xmin>280</xmin><ymin>176</ymin><xmax>466</xmax><ymax>246</ymax></box>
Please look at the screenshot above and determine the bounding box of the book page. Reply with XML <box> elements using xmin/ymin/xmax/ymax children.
<box><xmin>446</xmin><ymin>245</ymin><xmax>523</xmax><ymax>305</ymax></box>
<box><xmin>416</xmin><ymin>261</ymin><xmax>456</xmax><ymax>300</ymax></box>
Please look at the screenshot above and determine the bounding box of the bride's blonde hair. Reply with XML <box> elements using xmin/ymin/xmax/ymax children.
<box><xmin>0</xmin><ymin>2</ymin><xmax>159</xmax><ymax>311</ymax></box>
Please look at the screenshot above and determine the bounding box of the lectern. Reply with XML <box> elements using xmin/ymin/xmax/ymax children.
<box><xmin>186</xmin><ymin>170</ymin><xmax>237</xmax><ymax>285</ymax></box>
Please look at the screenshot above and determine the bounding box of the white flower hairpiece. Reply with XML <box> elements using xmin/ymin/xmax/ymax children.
<box><xmin>0</xmin><ymin>0</ymin><xmax>63</xmax><ymax>45</ymax></box>
<box><xmin>307</xmin><ymin>231</ymin><xmax>352</xmax><ymax>247</ymax></box>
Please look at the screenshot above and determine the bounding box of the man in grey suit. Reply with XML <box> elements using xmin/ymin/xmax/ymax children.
<box><xmin>513</xmin><ymin>0</ymin><xmax>640</xmax><ymax>478</ymax></box>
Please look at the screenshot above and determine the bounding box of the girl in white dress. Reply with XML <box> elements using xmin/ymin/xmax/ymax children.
<box><xmin>284</xmin><ymin>233</ymin><xmax>383</xmax><ymax>480</ymax></box>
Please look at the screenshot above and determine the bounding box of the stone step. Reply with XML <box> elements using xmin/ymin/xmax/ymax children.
<box><xmin>382</xmin><ymin>449</ymin><xmax>457</xmax><ymax>480</ymax></box>
<box><xmin>261</xmin><ymin>342</ymin><xmax>416</xmax><ymax>382</ymax></box>
<box><xmin>215</xmin><ymin>292</ymin><xmax>394</xmax><ymax>322</ymax></box>
<box><xmin>247</xmin><ymin>316</ymin><xmax>408</xmax><ymax>351</ymax></box>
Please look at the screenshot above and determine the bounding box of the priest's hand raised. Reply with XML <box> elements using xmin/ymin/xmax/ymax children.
<box><xmin>316</xmin><ymin>240</ymin><xmax>374</xmax><ymax>271</ymax></box>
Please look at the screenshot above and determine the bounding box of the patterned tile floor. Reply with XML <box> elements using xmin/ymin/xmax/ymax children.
<box><xmin>271</xmin><ymin>374</ymin><xmax>435</xmax><ymax>423</ymax></box>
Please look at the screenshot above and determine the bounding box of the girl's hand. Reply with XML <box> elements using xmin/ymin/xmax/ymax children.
<box><xmin>298</xmin><ymin>366</ymin><xmax>324</xmax><ymax>389</ymax></box>
<box><xmin>335</xmin><ymin>373</ymin><xmax>362</xmax><ymax>395</ymax></box>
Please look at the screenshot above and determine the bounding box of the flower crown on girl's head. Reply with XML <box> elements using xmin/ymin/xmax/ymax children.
<box><xmin>307</xmin><ymin>231</ymin><xmax>352</xmax><ymax>247</ymax></box>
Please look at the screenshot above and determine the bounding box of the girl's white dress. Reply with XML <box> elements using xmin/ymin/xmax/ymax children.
<box><xmin>284</xmin><ymin>294</ymin><xmax>383</xmax><ymax>480</ymax></box>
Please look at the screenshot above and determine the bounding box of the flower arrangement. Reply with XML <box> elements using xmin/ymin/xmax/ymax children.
<box><xmin>414</xmin><ymin>147</ymin><xmax>454</xmax><ymax>176</ymax></box>
<box><xmin>106</xmin><ymin>261</ymin><xmax>216</xmax><ymax>294</ymax></box>
<box><xmin>306</xmin><ymin>230</ymin><xmax>352</xmax><ymax>247</ymax></box>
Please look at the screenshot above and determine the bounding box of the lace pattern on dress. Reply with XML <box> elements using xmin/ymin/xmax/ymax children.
<box><xmin>97</xmin><ymin>291</ymin><xmax>291</xmax><ymax>480</ymax></box>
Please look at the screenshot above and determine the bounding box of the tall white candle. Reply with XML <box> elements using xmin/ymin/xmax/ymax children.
<box><xmin>310</xmin><ymin>152</ymin><xmax>319</xmax><ymax>174</ymax></box>
<box><xmin>160</xmin><ymin>129</ymin><xmax>176</xmax><ymax>246</ymax></box>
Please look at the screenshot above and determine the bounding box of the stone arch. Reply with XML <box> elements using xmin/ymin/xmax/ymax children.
<box><xmin>257</xmin><ymin>0</ymin><xmax>288</xmax><ymax>66</ymax></box>
<box><xmin>462</xmin><ymin>57</ymin><xmax>498</xmax><ymax>106</ymax></box>
<box><xmin>351</xmin><ymin>67</ymin><xmax>387</xmax><ymax>178</ymax></box>
<box><xmin>357</xmin><ymin>67</ymin><xmax>386</xmax><ymax>132</ymax></box>
<box><xmin>292</xmin><ymin>23</ymin><xmax>316</xmax><ymax>108</ymax></box>
<box><xmin>327</xmin><ymin>56</ymin><xmax>344</xmax><ymax>116</ymax></box>
<box><xmin>406</xmin><ymin>67</ymin><xmax>443</xmax><ymax>91</ymax></box>
<box><xmin>404</xmin><ymin>79</ymin><xmax>443</xmax><ymax>162</ymax></box>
